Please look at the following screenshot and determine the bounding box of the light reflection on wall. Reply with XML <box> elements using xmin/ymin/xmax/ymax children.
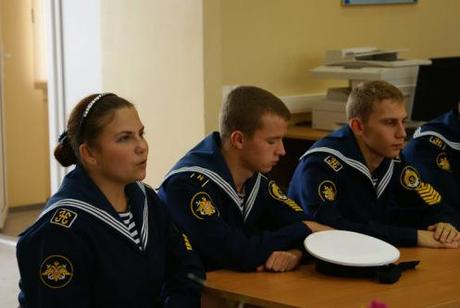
<box><xmin>32</xmin><ymin>0</ymin><xmax>47</xmax><ymax>85</ymax></box>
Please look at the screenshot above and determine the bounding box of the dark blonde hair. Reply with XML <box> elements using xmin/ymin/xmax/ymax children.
<box><xmin>54</xmin><ymin>93</ymin><xmax>134</xmax><ymax>167</ymax></box>
<box><xmin>219</xmin><ymin>86</ymin><xmax>290</xmax><ymax>140</ymax></box>
<box><xmin>346</xmin><ymin>80</ymin><xmax>404</xmax><ymax>122</ymax></box>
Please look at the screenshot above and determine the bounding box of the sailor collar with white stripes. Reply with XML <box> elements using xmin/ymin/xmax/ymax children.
<box><xmin>413</xmin><ymin>127</ymin><xmax>460</xmax><ymax>151</ymax></box>
<box><xmin>165</xmin><ymin>167</ymin><xmax>262</xmax><ymax>222</ymax></box>
<box><xmin>304</xmin><ymin>147</ymin><xmax>395</xmax><ymax>199</ymax></box>
<box><xmin>40</xmin><ymin>182</ymin><xmax>150</xmax><ymax>251</ymax></box>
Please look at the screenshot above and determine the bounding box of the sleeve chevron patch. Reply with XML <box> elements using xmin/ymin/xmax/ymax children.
<box><xmin>415</xmin><ymin>183</ymin><xmax>442</xmax><ymax>205</ymax></box>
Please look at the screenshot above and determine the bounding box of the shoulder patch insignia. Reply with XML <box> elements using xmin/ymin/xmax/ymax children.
<box><xmin>318</xmin><ymin>180</ymin><xmax>337</xmax><ymax>202</ymax></box>
<box><xmin>400</xmin><ymin>166</ymin><xmax>441</xmax><ymax>205</ymax></box>
<box><xmin>268</xmin><ymin>181</ymin><xmax>303</xmax><ymax>212</ymax></box>
<box><xmin>190</xmin><ymin>173</ymin><xmax>210</xmax><ymax>187</ymax></box>
<box><xmin>50</xmin><ymin>209</ymin><xmax>77</xmax><ymax>228</ymax></box>
<box><xmin>429</xmin><ymin>136</ymin><xmax>445</xmax><ymax>149</ymax></box>
<box><xmin>400</xmin><ymin>166</ymin><xmax>421</xmax><ymax>190</ymax></box>
<box><xmin>190</xmin><ymin>192</ymin><xmax>219</xmax><ymax>220</ymax></box>
<box><xmin>324</xmin><ymin>155</ymin><xmax>343</xmax><ymax>172</ymax></box>
<box><xmin>40</xmin><ymin>255</ymin><xmax>73</xmax><ymax>288</ymax></box>
<box><xmin>181</xmin><ymin>233</ymin><xmax>193</xmax><ymax>251</ymax></box>
<box><xmin>436</xmin><ymin>152</ymin><xmax>451</xmax><ymax>172</ymax></box>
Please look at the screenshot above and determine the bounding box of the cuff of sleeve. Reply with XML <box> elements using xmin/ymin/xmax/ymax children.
<box><xmin>298</xmin><ymin>221</ymin><xmax>312</xmax><ymax>234</ymax></box>
<box><xmin>397</xmin><ymin>228</ymin><xmax>418</xmax><ymax>247</ymax></box>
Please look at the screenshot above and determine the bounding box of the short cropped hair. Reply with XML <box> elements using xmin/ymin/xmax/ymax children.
<box><xmin>219</xmin><ymin>86</ymin><xmax>290</xmax><ymax>140</ymax></box>
<box><xmin>346</xmin><ymin>80</ymin><xmax>405</xmax><ymax>122</ymax></box>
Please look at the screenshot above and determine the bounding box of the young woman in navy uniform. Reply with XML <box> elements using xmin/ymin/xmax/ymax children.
<box><xmin>16</xmin><ymin>93</ymin><xmax>204</xmax><ymax>307</ymax></box>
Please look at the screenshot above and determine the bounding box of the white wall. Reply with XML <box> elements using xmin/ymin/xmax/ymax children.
<box><xmin>61</xmin><ymin>0</ymin><xmax>102</xmax><ymax>107</ymax></box>
<box><xmin>46</xmin><ymin>0</ymin><xmax>102</xmax><ymax>193</ymax></box>
<box><xmin>101</xmin><ymin>0</ymin><xmax>205</xmax><ymax>187</ymax></box>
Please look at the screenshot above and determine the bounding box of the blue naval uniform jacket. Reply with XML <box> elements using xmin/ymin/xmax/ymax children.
<box><xmin>16</xmin><ymin>165</ymin><xmax>204</xmax><ymax>308</ymax></box>
<box><xmin>157</xmin><ymin>132</ymin><xmax>311</xmax><ymax>272</ymax></box>
<box><xmin>403</xmin><ymin>108</ymin><xmax>460</xmax><ymax>224</ymax></box>
<box><xmin>288</xmin><ymin>125</ymin><xmax>451</xmax><ymax>247</ymax></box>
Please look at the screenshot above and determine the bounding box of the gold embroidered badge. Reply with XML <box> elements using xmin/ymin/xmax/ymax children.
<box><xmin>318</xmin><ymin>180</ymin><xmax>337</xmax><ymax>202</ymax></box>
<box><xmin>40</xmin><ymin>255</ymin><xmax>73</xmax><ymax>288</ymax></box>
<box><xmin>400</xmin><ymin>166</ymin><xmax>421</xmax><ymax>190</ymax></box>
<box><xmin>190</xmin><ymin>192</ymin><xmax>219</xmax><ymax>220</ymax></box>
<box><xmin>429</xmin><ymin>136</ymin><xmax>444</xmax><ymax>148</ymax></box>
<box><xmin>400</xmin><ymin>166</ymin><xmax>441</xmax><ymax>205</ymax></box>
<box><xmin>50</xmin><ymin>209</ymin><xmax>77</xmax><ymax>228</ymax></box>
<box><xmin>268</xmin><ymin>181</ymin><xmax>303</xmax><ymax>212</ymax></box>
<box><xmin>436</xmin><ymin>152</ymin><xmax>451</xmax><ymax>172</ymax></box>
<box><xmin>324</xmin><ymin>156</ymin><xmax>343</xmax><ymax>172</ymax></box>
<box><xmin>182</xmin><ymin>233</ymin><xmax>193</xmax><ymax>251</ymax></box>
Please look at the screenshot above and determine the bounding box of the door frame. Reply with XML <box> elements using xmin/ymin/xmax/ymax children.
<box><xmin>0</xmin><ymin>12</ymin><xmax>9</xmax><ymax>229</ymax></box>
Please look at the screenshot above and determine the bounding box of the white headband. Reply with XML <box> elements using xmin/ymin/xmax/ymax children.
<box><xmin>82</xmin><ymin>93</ymin><xmax>111</xmax><ymax>119</ymax></box>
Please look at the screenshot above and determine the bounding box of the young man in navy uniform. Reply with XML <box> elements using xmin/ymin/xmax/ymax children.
<box><xmin>288</xmin><ymin>80</ymin><xmax>460</xmax><ymax>248</ymax></box>
<box><xmin>158</xmin><ymin>86</ymin><xmax>331</xmax><ymax>272</ymax></box>
<box><xmin>403</xmin><ymin>102</ymin><xmax>460</xmax><ymax>225</ymax></box>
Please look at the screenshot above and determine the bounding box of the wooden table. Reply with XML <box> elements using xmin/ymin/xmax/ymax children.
<box><xmin>203</xmin><ymin>248</ymin><xmax>460</xmax><ymax>307</ymax></box>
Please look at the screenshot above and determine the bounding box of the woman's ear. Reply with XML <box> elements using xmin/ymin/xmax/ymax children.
<box><xmin>229</xmin><ymin>130</ymin><xmax>245</xmax><ymax>150</ymax></box>
<box><xmin>79</xmin><ymin>143</ymin><xmax>97</xmax><ymax>166</ymax></box>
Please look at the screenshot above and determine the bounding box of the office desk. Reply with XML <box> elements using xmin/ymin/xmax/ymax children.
<box><xmin>203</xmin><ymin>248</ymin><xmax>460</xmax><ymax>308</ymax></box>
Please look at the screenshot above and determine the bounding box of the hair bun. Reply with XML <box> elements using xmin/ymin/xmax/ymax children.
<box><xmin>54</xmin><ymin>131</ymin><xmax>77</xmax><ymax>167</ymax></box>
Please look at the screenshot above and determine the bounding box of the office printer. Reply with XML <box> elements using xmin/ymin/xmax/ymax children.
<box><xmin>310</xmin><ymin>47</ymin><xmax>430</xmax><ymax>130</ymax></box>
<box><xmin>324</xmin><ymin>47</ymin><xmax>431</xmax><ymax>68</ymax></box>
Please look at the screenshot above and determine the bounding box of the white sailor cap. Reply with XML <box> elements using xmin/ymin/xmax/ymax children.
<box><xmin>304</xmin><ymin>230</ymin><xmax>419</xmax><ymax>284</ymax></box>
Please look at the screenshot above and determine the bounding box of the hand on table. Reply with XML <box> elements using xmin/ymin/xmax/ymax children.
<box><xmin>256</xmin><ymin>249</ymin><xmax>303</xmax><ymax>272</ymax></box>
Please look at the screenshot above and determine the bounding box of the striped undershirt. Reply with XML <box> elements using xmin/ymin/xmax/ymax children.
<box><xmin>118</xmin><ymin>210</ymin><xmax>143</xmax><ymax>251</ymax></box>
